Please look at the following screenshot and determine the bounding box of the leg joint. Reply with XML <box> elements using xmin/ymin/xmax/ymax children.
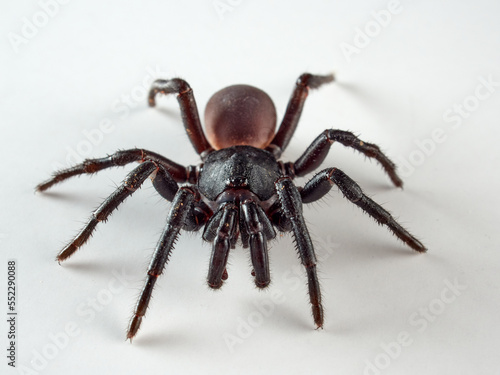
<box><xmin>329</xmin><ymin>168</ymin><xmax>363</xmax><ymax>202</ymax></box>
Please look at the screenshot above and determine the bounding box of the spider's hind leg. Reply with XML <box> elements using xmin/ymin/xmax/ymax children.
<box><xmin>300</xmin><ymin>168</ymin><xmax>426</xmax><ymax>252</ymax></box>
<box><xmin>268</xmin><ymin>73</ymin><xmax>334</xmax><ymax>156</ymax></box>
<box><xmin>148</xmin><ymin>78</ymin><xmax>213</xmax><ymax>157</ymax></box>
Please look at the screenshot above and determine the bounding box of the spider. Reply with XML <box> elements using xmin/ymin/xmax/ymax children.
<box><xmin>36</xmin><ymin>73</ymin><xmax>426</xmax><ymax>340</ymax></box>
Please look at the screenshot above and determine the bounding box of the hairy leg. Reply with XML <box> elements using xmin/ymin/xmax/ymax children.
<box><xmin>275</xmin><ymin>177</ymin><xmax>324</xmax><ymax>328</ymax></box>
<box><xmin>56</xmin><ymin>161</ymin><xmax>158</xmax><ymax>262</ymax></box>
<box><xmin>36</xmin><ymin>148</ymin><xmax>191</xmax><ymax>192</ymax></box>
<box><xmin>268</xmin><ymin>73</ymin><xmax>334</xmax><ymax>156</ymax></box>
<box><xmin>289</xmin><ymin>129</ymin><xmax>403</xmax><ymax>187</ymax></box>
<box><xmin>127</xmin><ymin>187</ymin><xmax>196</xmax><ymax>340</ymax></box>
<box><xmin>149</xmin><ymin>78</ymin><xmax>213</xmax><ymax>157</ymax></box>
<box><xmin>300</xmin><ymin>168</ymin><xmax>426</xmax><ymax>252</ymax></box>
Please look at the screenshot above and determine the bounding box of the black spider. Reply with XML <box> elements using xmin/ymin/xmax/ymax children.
<box><xmin>36</xmin><ymin>73</ymin><xmax>426</xmax><ymax>340</ymax></box>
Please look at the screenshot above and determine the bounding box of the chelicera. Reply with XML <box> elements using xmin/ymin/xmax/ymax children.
<box><xmin>36</xmin><ymin>73</ymin><xmax>426</xmax><ymax>340</ymax></box>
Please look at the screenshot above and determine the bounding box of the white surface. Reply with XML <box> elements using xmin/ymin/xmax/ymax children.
<box><xmin>1</xmin><ymin>1</ymin><xmax>500</xmax><ymax>374</ymax></box>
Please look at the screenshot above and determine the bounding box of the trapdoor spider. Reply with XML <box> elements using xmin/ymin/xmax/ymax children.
<box><xmin>37</xmin><ymin>73</ymin><xmax>426</xmax><ymax>340</ymax></box>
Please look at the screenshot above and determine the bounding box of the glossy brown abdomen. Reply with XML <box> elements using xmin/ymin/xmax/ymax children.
<box><xmin>204</xmin><ymin>84</ymin><xmax>277</xmax><ymax>150</ymax></box>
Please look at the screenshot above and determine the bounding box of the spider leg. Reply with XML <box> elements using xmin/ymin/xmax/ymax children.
<box><xmin>36</xmin><ymin>148</ymin><xmax>191</xmax><ymax>192</ymax></box>
<box><xmin>241</xmin><ymin>200</ymin><xmax>276</xmax><ymax>288</ymax></box>
<box><xmin>203</xmin><ymin>203</ymin><xmax>238</xmax><ymax>289</ymax></box>
<box><xmin>127</xmin><ymin>187</ymin><xmax>195</xmax><ymax>340</ymax></box>
<box><xmin>275</xmin><ymin>177</ymin><xmax>324</xmax><ymax>328</ymax></box>
<box><xmin>56</xmin><ymin>161</ymin><xmax>176</xmax><ymax>262</ymax></box>
<box><xmin>268</xmin><ymin>73</ymin><xmax>334</xmax><ymax>156</ymax></box>
<box><xmin>289</xmin><ymin>130</ymin><xmax>403</xmax><ymax>187</ymax></box>
<box><xmin>300</xmin><ymin>168</ymin><xmax>426</xmax><ymax>252</ymax></box>
<box><xmin>148</xmin><ymin>78</ymin><xmax>213</xmax><ymax>157</ymax></box>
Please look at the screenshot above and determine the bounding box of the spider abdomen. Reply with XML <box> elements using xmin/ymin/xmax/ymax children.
<box><xmin>198</xmin><ymin>145</ymin><xmax>281</xmax><ymax>202</ymax></box>
<box><xmin>204</xmin><ymin>85</ymin><xmax>277</xmax><ymax>150</ymax></box>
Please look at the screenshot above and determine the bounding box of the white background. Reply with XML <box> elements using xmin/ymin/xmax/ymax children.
<box><xmin>1</xmin><ymin>1</ymin><xmax>500</xmax><ymax>374</ymax></box>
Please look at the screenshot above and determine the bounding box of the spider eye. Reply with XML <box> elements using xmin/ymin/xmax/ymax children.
<box><xmin>225</xmin><ymin>176</ymin><xmax>248</xmax><ymax>188</ymax></box>
<box><xmin>204</xmin><ymin>84</ymin><xmax>277</xmax><ymax>150</ymax></box>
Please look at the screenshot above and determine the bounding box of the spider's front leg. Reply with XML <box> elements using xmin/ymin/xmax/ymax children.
<box><xmin>127</xmin><ymin>187</ymin><xmax>196</xmax><ymax>341</ymax></box>
<box><xmin>300</xmin><ymin>168</ymin><xmax>426</xmax><ymax>252</ymax></box>
<box><xmin>274</xmin><ymin>177</ymin><xmax>324</xmax><ymax>328</ymax></box>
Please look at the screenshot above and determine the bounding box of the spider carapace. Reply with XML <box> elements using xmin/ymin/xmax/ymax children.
<box><xmin>37</xmin><ymin>73</ymin><xmax>426</xmax><ymax>340</ymax></box>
